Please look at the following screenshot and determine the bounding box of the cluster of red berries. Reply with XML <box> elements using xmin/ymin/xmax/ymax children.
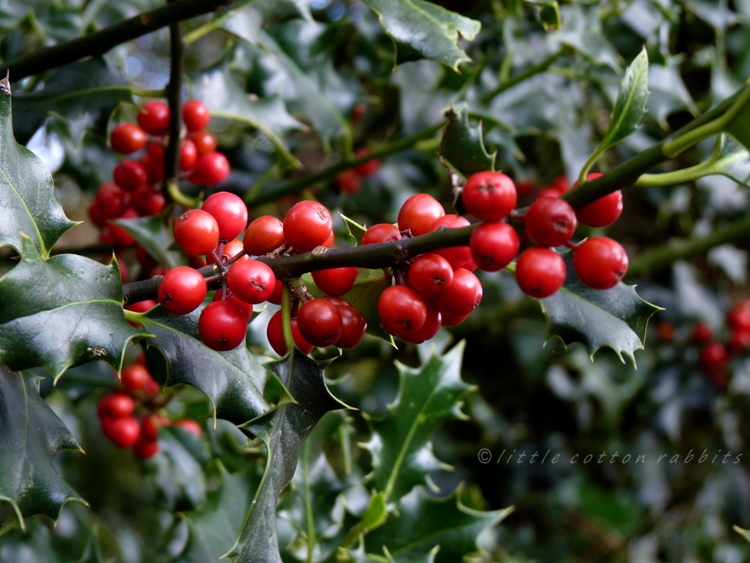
<box><xmin>335</xmin><ymin>148</ymin><xmax>382</xmax><ymax>195</ymax></box>
<box><xmin>88</xmin><ymin>99</ymin><xmax>230</xmax><ymax>250</ymax></box>
<box><xmin>96</xmin><ymin>360</ymin><xmax>202</xmax><ymax>457</ymax></box>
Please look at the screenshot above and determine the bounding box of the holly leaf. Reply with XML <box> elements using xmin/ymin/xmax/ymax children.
<box><xmin>363</xmin><ymin>342</ymin><xmax>471</xmax><ymax>502</ymax></box>
<box><xmin>226</xmin><ymin>350</ymin><xmax>346</xmax><ymax>563</ymax></box>
<box><xmin>525</xmin><ymin>0</ymin><xmax>561</xmax><ymax>30</ymax></box>
<box><xmin>551</xmin><ymin>4</ymin><xmax>620</xmax><ymax>70</ymax></box>
<box><xmin>0</xmin><ymin>368</ymin><xmax>86</xmax><ymax>532</ymax></box>
<box><xmin>340</xmin><ymin>212</ymin><xmax>367</xmax><ymax>246</ymax></box>
<box><xmin>364</xmin><ymin>488</ymin><xmax>512</xmax><ymax>562</ymax></box>
<box><xmin>190</xmin><ymin>66</ymin><xmax>304</xmax><ymax>166</ymax></box>
<box><xmin>725</xmin><ymin>91</ymin><xmax>750</xmax><ymax>157</ymax></box>
<box><xmin>701</xmin><ymin>134</ymin><xmax>750</xmax><ymax>187</ymax></box>
<box><xmin>12</xmin><ymin>57</ymin><xmax>132</xmax><ymax>146</ymax></box>
<box><xmin>0</xmin><ymin>236</ymin><xmax>144</xmax><ymax>381</ymax></box>
<box><xmin>112</xmin><ymin>209</ymin><xmax>184</xmax><ymax>269</ymax></box>
<box><xmin>363</xmin><ymin>0</ymin><xmax>481</xmax><ymax>72</ymax></box>
<box><xmin>440</xmin><ymin>105</ymin><xmax>496</xmax><ymax>179</ymax></box>
<box><xmin>647</xmin><ymin>60</ymin><xmax>696</xmax><ymax>128</ymax></box>
<box><xmin>0</xmin><ymin>75</ymin><xmax>76</xmax><ymax>258</ymax></box>
<box><xmin>540</xmin><ymin>251</ymin><xmax>662</xmax><ymax>366</ymax></box>
<box><xmin>136</xmin><ymin>304</ymin><xmax>272</xmax><ymax>427</ymax></box>
<box><xmin>734</xmin><ymin>525</ymin><xmax>750</xmax><ymax>544</ymax></box>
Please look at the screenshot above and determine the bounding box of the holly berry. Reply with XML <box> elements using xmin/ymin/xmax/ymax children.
<box><xmin>432</xmin><ymin>267</ymin><xmax>482</xmax><ymax>317</ymax></box>
<box><xmin>182</xmin><ymin>99</ymin><xmax>211</xmax><ymax>132</ymax></box>
<box><xmin>226</xmin><ymin>259</ymin><xmax>275</xmax><ymax>304</ymax></box>
<box><xmin>470</xmin><ymin>221</ymin><xmax>520</xmax><ymax>272</ymax></box>
<box><xmin>727</xmin><ymin>298</ymin><xmax>750</xmax><ymax>331</ymax></box>
<box><xmin>132</xmin><ymin>185</ymin><xmax>165</xmax><ymax>216</ymax></box>
<box><xmin>193</xmin><ymin>152</ymin><xmax>231</xmax><ymax>185</ymax></box>
<box><xmin>133</xmin><ymin>436</ymin><xmax>159</xmax><ymax>458</ymax></box>
<box><xmin>102</xmin><ymin>416</ymin><xmax>141</xmax><ymax>448</ymax></box>
<box><xmin>297</xmin><ymin>299</ymin><xmax>343</xmax><ymax>347</ymax></box>
<box><xmin>312</xmin><ymin>267</ymin><xmax>359</xmax><ymax>296</ymax></box>
<box><xmin>691</xmin><ymin>322</ymin><xmax>713</xmax><ymax>344</ymax></box>
<box><xmin>354</xmin><ymin>148</ymin><xmax>381</xmax><ymax>177</ymax></box>
<box><xmin>378</xmin><ymin>285</ymin><xmax>427</xmax><ymax>336</ymax></box>
<box><xmin>95</xmin><ymin>182</ymin><xmax>129</xmax><ymax>219</ymax></box>
<box><xmin>399</xmin><ymin>301</ymin><xmax>441</xmax><ymax>345</ymax></box>
<box><xmin>109</xmin><ymin>207</ymin><xmax>139</xmax><ymax>246</ymax></box>
<box><xmin>121</xmin><ymin>364</ymin><xmax>154</xmax><ymax>393</ymax></box>
<box><xmin>137</xmin><ymin>101</ymin><xmax>170</xmax><ymax>135</ymax></box>
<box><xmin>267</xmin><ymin>311</ymin><xmax>315</xmax><ymax>356</ymax></box>
<box><xmin>335</xmin><ymin>305</ymin><xmax>367</xmax><ymax>348</ymax></box>
<box><xmin>701</xmin><ymin>341</ymin><xmax>728</xmax><ymax>373</ymax></box>
<box><xmin>441</xmin><ymin>311</ymin><xmax>469</xmax><ymax>327</ymax></box>
<box><xmin>158</xmin><ymin>266</ymin><xmax>207</xmax><ymax>315</ymax></box>
<box><xmin>201</xmin><ymin>191</ymin><xmax>249</xmax><ymax>241</ymax></box>
<box><xmin>576</xmin><ymin>191</ymin><xmax>623</xmax><ymax>228</ymax></box>
<box><xmin>573</xmin><ymin>237</ymin><xmax>628</xmax><ymax>290</ymax></box>
<box><xmin>179</xmin><ymin>139</ymin><xmax>198</xmax><ymax>171</ymax></box>
<box><xmin>212</xmin><ymin>290</ymin><xmax>254</xmax><ymax>320</ymax></box>
<box><xmin>173</xmin><ymin>210</ymin><xmax>220</xmax><ymax>255</ymax></box>
<box><xmin>139</xmin><ymin>152</ymin><xmax>164</xmax><ymax>184</ymax></box>
<box><xmin>113</xmin><ymin>160</ymin><xmax>147</xmax><ymax>192</ymax></box>
<box><xmin>190</xmin><ymin>130</ymin><xmax>217</xmax><ymax>156</ymax></box>
<box><xmin>398</xmin><ymin>194</ymin><xmax>445</xmax><ymax>237</ymax></box>
<box><xmin>110</xmin><ymin>123</ymin><xmax>147</xmax><ymax>154</ymax></box>
<box><xmin>267</xmin><ymin>279</ymin><xmax>284</xmax><ymax>305</ymax></box>
<box><xmin>462</xmin><ymin>171</ymin><xmax>517</xmax><ymax>221</ymax></box>
<box><xmin>244</xmin><ymin>216</ymin><xmax>285</xmax><ymax>256</ymax></box>
<box><xmin>99</xmin><ymin>393</ymin><xmax>136</xmax><ymax>419</ymax></box>
<box><xmin>427</xmin><ymin>215</ymin><xmax>476</xmax><ymax>271</ymax></box>
<box><xmin>729</xmin><ymin>328</ymin><xmax>750</xmax><ymax>354</ymax></box>
<box><xmin>199</xmin><ymin>300</ymin><xmax>248</xmax><ymax>351</ymax></box>
<box><xmin>408</xmin><ymin>253</ymin><xmax>453</xmax><ymax>298</ymax></box>
<box><xmin>336</xmin><ymin>169</ymin><xmax>362</xmax><ymax>195</ymax></box>
<box><xmin>525</xmin><ymin>196</ymin><xmax>577</xmax><ymax>247</ymax></box>
<box><xmin>515</xmin><ymin>247</ymin><xmax>566</xmax><ymax>298</ymax></box>
<box><xmin>283</xmin><ymin>201</ymin><xmax>333</xmax><ymax>252</ymax></box>
<box><xmin>363</xmin><ymin>223</ymin><xmax>401</xmax><ymax>245</ymax></box>
<box><xmin>174</xmin><ymin>419</ymin><xmax>203</xmax><ymax>436</ymax></box>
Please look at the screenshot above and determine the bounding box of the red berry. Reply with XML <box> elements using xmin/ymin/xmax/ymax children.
<box><xmin>515</xmin><ymin>247</ymin><xmax>566</xmax><ymax>298</ymax></box>
<box><xmin>267</xmin><ymin>278</ymin><xmax>284</xmax><ymax>305</ymax></box>
<box><xmin>701</xmin><ymin>341</ymin><xmax>728</xmax><ymax>373</ymax></box>
<box><xmin>283</xmin><ymin>201</ymin><xmax>333</xmax><ymax>252</ymax></box>
<box><xmin>125</xmin><ymin>299</ymin><xmax>157</xmax><ymax>315</ymax></box>
<box><xmin>102</xmin><ymin>416</ymin><xmax>141</xmax><ymax>448</ymax></box>
<box><xmin>656</xmin><ymin>321</ymin><xmax>676</xmax><ymax>342</ymax></box>
<box><xmin>179</xmin><ymin>139</ymin><xmax>198</xmax><ymax>171</ymax></box>
<box><xmin>173</xmin><ymin>209</ymin><xmax>220</xmax><ymax>255</ymax></box>
<box><xmin>573</xmin><ymin>237</ymin><xmax>628</xmax><ymax>290</ymax></box>
<box><xmin>267</xmin><ymin>311</ymin><xmax>314</xmax><ymax>356</ymax></box>
<box><xmin>193</xmin><ymin>152</ymin><xmax>231</xmax><ymax>185</ymax></box>
<box><xmin>244</xmin><ymin>216</ymin><xmax>285</xmax><ymax>256</ymax></box>
<box><xmin>141</xmin><ymin>414</ymin><xmax>162</xmax><ymax>441</ymax></box>
<box><xmin>297</xmin><ymin>299</ymin><xmax>343</xmax><ymax>347</ymax></box>
<box><xmin>378</xmin><ymin>285</ymin><xmax>427</xmax><ymax>336</ymax></box>
<box><xmin>576</xmin><ymin>191</ymin><xmax>623</xmax><ymax>228</ymax></box>
<box><xmin>462</xmin><ymin>171</ymin><xmax>517</xmax><ymax>221</ymax></box>
<box><xmin>95</xmin><ymin>182</ymin><xmax>129</xmax><ymax>219</ymax></box>
<box><xmin>691</xmin><ymin>322</ymin><xmax>713</xmax><ymax>344</ymax></box>
<box><xmin>727</xmin><ymin>299</ymin><xmax>750</xmax><ymax>331</ymax></box>
<box><xmin>226</xmin><ymin>259</ymin><xmax>275</xmax><ymax>304</ymax></box>
<box><xmin>174</xmin><ymin>419</ymin><xmax>203</xmax><ymax>436</ymax></box>
<box><xmin>88</xmin><ymin>199</ymin><xmax>108</xmax><ymax>228</ymax></box>
<box><xmin>312</xmin><ymin>267</ymin><xmax>359</xmax><ymax>296</ymax></box>
<box><xmin>158</xmin><ymin>266</ymin><xmax>207</xmax><ymax>315</ymax></box>
<box><xmin>199</xmin><ymin>300</ymin><xmax>248</xmax><ymax>351</ymax></box>
<box><xmin>182</xmin><ymin>99</ymin><xmax>211</xmax><ymax>132</ymax></box>
<box><xmin>121</xmin><ymin>363</ymin><xmax>152</xmax><ymax>392</ymax></box>
<box><xmin>398</xmin><ymin>194</ymin><xmax>445</xmax><ymax>237</ymax></box>
<box><xmin>335</xmin><ymin>305</ymin><xmax>367</xmax><ymax>348</ymax></box>
<box><xmin>350</xmin><ymin>103</ymin><xmax>367</xmax><ymax>125</ymax></box>
<box><xmin>208</xmin><ymin>238</ymin><xmax>246</xmax><ymax>266</ymax></box>
<box><xmin>133</xmin><ymin>436</ymin><xmax>159</xmax><ymax>458</ymax></box>
<box><xmin>470</xmin><ymin>221</ymin><xmax>520</xmax><ymax>272</ymax></box>
<box><xmin>113</xmin><ymin>160</ymin><xmax>148</xmax><ymax>192</ymax></box>
<box><xmin>137</xmin><ymin>101</ymin><xmax>170</xmax><ymax>135</ymax></box>
<box><xmin>99</xmin><ymin>393</ymin><xmax>135</xmax><ymax>419</ymax></box>
<box><xmin>190</xmin><ymin>130</ymin><xmax>217</xmax><ymax>156</ymax></box>
<box><xmin>441</xmin><ymin>311</ymin><xmax>469</xmax><ymax>327</ymax></box>
<box><xmin>398</xmin><ymin>301</ymin><xmax>441</xmax><ymax>344</ymax></box>
<box><xmin>139</xmin><ymin>152</ymin><xmax>164</xmax><ymax>184</ymax></box>
<box><xmin>132</xmin><ymin>185</ymin><xmax>166</xmax><ymax>216</ymax></box>
<box><xmin>427</xmin><ymin>215</ymin><xmax>476</xmax><ymax>271</ymax></box>
<box><xmin>525</xmin><ymin>196</ymin><xmax>577</xmax><ymax>247</ymax></box>
<box><xmin>110</xmin><ymin>123</ymin><xmax>147</xmax><ymax>154</ymax></box>
<box><xmin>323</xmin><ymin>296</ymin><xmax>349</xmax><ymax>307</ymax></box>
<box><xmin>363</xmin><ymin>223</ymin><xmax>401</xmax><ymax>245</ymax></box>
<box><xmin>432</xmin><ymin>268</ymin><xmax>482</xmax><ymax>316</ymax></box>
<box><xmin>212</xmin><ymin>290</ymin><xmax>254</xmax><ymax>319</ymax></box>
<box><xmin>729</xmin><ymin>328</ymin><xmax>750</xmax><ymax>354</ymax></box>
<box><xmin>408</xmin><ymin>253</ymin><xmax>453</xmax><ymax>298</ymax></box>
<box><xmin>109</xmin><ymin>207</ymin><xmax>139</xmax><ymax>246</ymax></box>
<box><xmin>335</xmin><ymin>169</ymin><xmax>363</xmax><ymax>195</ymax></box>
<box><xmin>516</xmin><ymin>179</ymin><xmax>534</xmax><ymax>199</ymax></box>
<box><xmin>201</xmin><ymin>192</ymin><xmax>248</xmax><ymax>241</ymax></box>
<box><xmin>354</xmin><ymin>148</ymin><xmax>381</xmax><ymax>177</ymax></box>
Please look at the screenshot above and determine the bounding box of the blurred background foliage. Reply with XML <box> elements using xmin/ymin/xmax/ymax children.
<box><xmin>2</xmin><ymin>0</ymin><xmax>750</xmax><ymax>561</ymax></box>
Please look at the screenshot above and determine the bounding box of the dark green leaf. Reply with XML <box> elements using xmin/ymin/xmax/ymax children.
<box><xmin>189</xmin><ymin>66</ymin><xmax>304</xmax><ymax>166</ymax></box>
<box><xmin>226</xmin><ymin>350</ymin><xmax>345</xmax><ymax>563</ymax></box>
<box><xmin>0</xmin><ymin>236</ymin><xmax>143</xmax><ymax>381</ymax></box>
<box><xmin>551</xmin><ymin>4</ymin><xmax>620</xmax><ymax>70</ymax></box>
<box><xmin>365</xmin><ymin>488</ymin><xmax>511</xmax><ymax>562</ymax></box>
<box><xmin>726</xmin><ymin>90</ymin><xmax>750</xmax><ymax>153</ymax></box>
<box><xmin>704</xmin><ymin>134</ymin><xmax>750</xmax><ymax>187</ymax></box>
<box><xmin>12</xmin><ymin>58</ymin><xmax>132</xmax><ymax>146</ymax></box>
<box><xmin>363</xmin><ymin>342</ymin><xmax>471</xmax><ymax>501</ymax></box>
<box><xmin>0</xmin><ymin>77</ymin><xmax>76</xmax><ymax>258</ymax></box>
<box><xmin>136</xmin><ymin>304</ymin><xmax>271</xmax><ymax>426</ymax></box>
<box><xmin>525</xmin><ymin>0</ymin><xmax>561</xmax><ymax>30</ymax></box>
<box><xmin>0</xmin><ymin>369</ymin><xmax>86</xmax><ymax>531</ymax></box>
<box><xmin>363</xmin><ymin>0</ymin><xmax>481</xmax><ymax>72</ymax></box>
<box><xmin>112</xmin><ymin>209</ymin><xmax>184</xmax><ymax>269</ymax></box>
<box><xmin>541</xmin><ymin>251</ymin><xmax>662</xmax><ymax>365</ymax></box>
<box><xmin>440</xmin><ymin>105</ymin><xmax>496</xmax><ymax>178</ymax></box>
<box><xmin>151</xmin><ymin>428</ymin><xmax>212</xmax><ymax>512</ymax></box>
<box><xmin>647</xmin><ymin>60</ymin><xmax>696</xmax><ymax>128</ymax></box>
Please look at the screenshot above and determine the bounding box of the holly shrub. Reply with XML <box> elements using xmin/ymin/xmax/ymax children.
<box><xmin>2</xmin><ymin>0</ymin><xmax>750</xmax><ymax>561</ymax></box>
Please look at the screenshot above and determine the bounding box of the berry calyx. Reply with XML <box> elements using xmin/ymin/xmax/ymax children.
<box><xmin>158</xmin><ymin>266</ymin><xmax>208</xmax><ymax>315</ymax></box>
<box><xmin>283</xmin><ymin>201</ymin><xmax>333</xmax><ymax>252</ymax></box>
<box><xmin>182</xmin><ymin>99</ymin><xmax>211</xmax><ymax>132</ymax></box>
<box><xmin>226</xmin><ymin>259</ymin><xmax>275</xmax><ymax>304</ymax></box>
<box><xmin>201</xmin><ymin>191</ymin><xmax>249</xmax><ymax>241</ymax></box>
<box><xmin>525</xmin><ymin>196</ymin><xmax>577</xmax><ymax>247</ymax></box>
<box><xmin>297</xmin><ymin>299</ymin><xmax>343</xmax><ymax>347</ymax></box>
<box><xmin>378</xmin><ymin>285</ymin><xmax>427</xmax><ymax>336</ymax></box>
<box><xmin>470</xmin><ymin>221</ymin><xmax>520</xmax><ymax>272</ymax></box>
<box><xmin>398</xmin><ymin>194</ymin><xmax>445</xmax><ymax>237</ymax></box>
<box><xmin>312</xmin><ymin>267</ymin><xmax>359</xmax><ymax>296</ymax></box>
<box><xmin>244</xmin><ymin>216</ymin><xmax>285</xmax><ymax>256</ymax></box>
<box><xmin>110</xmin><ymin>123</ymin><xmax>147</xmax><ymax>154</ymax></box>
<box><xmin>173</xmin><ymin>209</ymin><xmax>220</xmax><ymax>256</ymax></box>
<box><xmin>515</xmin><ymin>247</ymin><xmax>566</xmax><ymax>298</ymax></box>
<box><xmin>137</xmin><ymin>101</ymin><xmax>170</xmax><ymax>135</ymax></box>
<box><xmin>462</xmin><ymin>171</ymin><xmax>517</xmax><ymax>221</ymax></box>
<box><xmin>573</xmin><ymin>237</ymin><xmax>628</xmax><ymax>290</ymax></box>
<box><xmin>408</xmin><ymin>253</ymin><xmax>453</xmax><ymax>298</ymax></box>
<box><xmin>199</xmin><ymin>300</ymin><xmax>248</xmax><ymax>351</ymax></box>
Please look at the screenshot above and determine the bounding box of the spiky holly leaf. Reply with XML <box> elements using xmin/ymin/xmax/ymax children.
<box><xmin>189</xmin><ymin>66</ymin><xmax>304</xmax><ymax>166</ymax></box>
<box><xmin>363</xmin><ymin>342</ymin><xmax>471</xmax><ymax>502</ymax></box>
<box><xmin>440</xmin><ymin>106</ymin><xmax>496</xmax><ymax>179</ymax></box>
<box><xmin>12</xmin><ymin>57</ymin><xmax>132</xmax><ymax>146</ymax></box>
<box><xmin>363</xmin><ymin>0</ymin><xmax>480</xmax><ymax>72</ymax></box>
<box><xmin>0</xmin><ymin>368</ymin><xmax>86</xmax><ymax>532</ymax></box>
<box><xmin>226</xmin><ymin>350</ymin><xmax>346</xmax><ymax>563</ymax></box>
<box><xmin>0</xmin><ymin>236</ymin><xmax>143</xmax><ymax>381</ymax></box>
<box><xmin>725</xmin><ymin>86</ymin><xmax>750</xmax><ymax>154</ymax></box>
<box><xmin>734</xmin><ymin>525</ymin><xmax>750</xmax><ymax>544</ymax></box>
<box><xmin>365</xmin><ymin>488</ymin><xmax>512</xmax><ymax>562</ymax></box>
<box><xmin>112</xmin><ymin>209</ymin><xmax>184</xmax><ymax>269</ymax></box>
<box><xmin>0</xmin><ymin>75</ymin><xmax>76</xmax><ymax>258</ymax></box>
<box><xmin>135</xmin><ymin>304</ymin><xmax>271</xmax><ymax>427</ymax></box>
<box><xmin>340</xmin><ymin>212</ymin><xmax>367</xmax><ymax>246</ymax></box>
<box><xmin>700</xmin><ymin>134</ymin><xmax>750</xmax><ymax>187</ymax></box>
<box><xmin>540</xmin><ymin>251</ymin><xmax>661</xmax><ymax>366</ymax></box>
